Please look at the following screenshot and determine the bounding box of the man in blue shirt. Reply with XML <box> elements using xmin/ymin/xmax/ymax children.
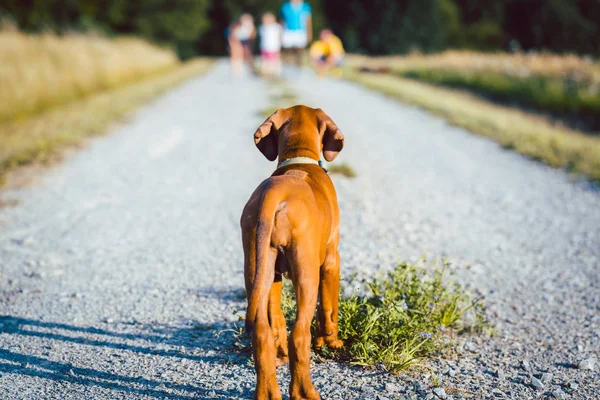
<box><xmin>280</xmin><ymin>0</ymin><xmax>312</xmax><ymax>67</ymax></box>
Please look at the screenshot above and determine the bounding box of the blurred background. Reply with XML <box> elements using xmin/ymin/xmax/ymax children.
<box><xmin>2</xmin><ymin>0</ymin><xmax>600</xmax><ymax>58</ymax></box>
<box><xmin>0</xmin><ymin>0</ymin><xmax>599</xmax><ymax>183</ymax></box>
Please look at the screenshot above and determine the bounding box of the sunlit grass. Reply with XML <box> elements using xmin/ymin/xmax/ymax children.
<box><xmin>234</xmin><ymin>259</ymin><xmax>486</xmax><ymax>373</ymax></box>
<box><xmin>328</xmin><ymin>162</ymin><xmax>357</xmax><ymax>178</ymax></box>
<box><xmin>348</xmin><ymin>51</ymin><xmax>600</xmax><ymax>131</ymax></box>
<box><xmin>0</xmin><ymin>28</ymin><xmax>179</xmax><ymax>123</ymax></box>
<box><xmin>345</xmin><ymin>69</ymin><xmax>600</xmax><ymax>182</ymax></box>
<box><xmin>0</xmin><ymin>59</ymin><xmax>214</xmax><ymax>185</ymax></box>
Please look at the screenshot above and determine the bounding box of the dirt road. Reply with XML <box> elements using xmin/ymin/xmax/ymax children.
<box><xmin>1</xmin><ymin>61</ymin><xmax>599</xmax><ymax>399</ymax></box>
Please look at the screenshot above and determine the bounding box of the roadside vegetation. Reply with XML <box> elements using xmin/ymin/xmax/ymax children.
<box><xmin>348</xmin><ymin>51</ymin><xmax>600</xmax><ymax>131</ymax></box>
<box><xmin>328</xmin><ymin>162</ymin><xmax>357</xmax><ymax>178</ymax></box>
<box><xmin>234</xmin><ymin>259</ymin><xmax>486</xmax><ymax>373</ymax></box>
<box><xmin>0</xmin><ymin>29</ymin><xmax>213</xmax><ymax>185</ymax></box>
<box><xmin>0</xmin><ymin>28</ymin><xmax>179</xmax><ymax>123</ymax></box>
<box><xmin>345</xmin><ymin>54</ymin><xmax>600</xmax><ymax>183</ymax></box>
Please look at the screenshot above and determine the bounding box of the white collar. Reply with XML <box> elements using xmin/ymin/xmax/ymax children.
<box><xmin>276</xmin><ymin>157</ymin><xmax>327</xmax><ymax>172</ymax></box>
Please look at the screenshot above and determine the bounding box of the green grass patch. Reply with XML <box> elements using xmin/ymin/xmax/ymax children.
<box><xmin>328</xmin><ymin>162</ymin><xmax>357</xmax><ymax>178</ymax></box>
<box><xmin>399</xmin><ymin>68</ymin><xmax>600</xmax><ymax>126</ymax></box>
<box><xmin>0</xmin><ymin>58</ymin><xmax>214</xmax><ymax>186</ymax></box>
<box><xmin>234</xmin><ymin>259</ymin><xmax>487</xmax><ymax>373</ymax></box>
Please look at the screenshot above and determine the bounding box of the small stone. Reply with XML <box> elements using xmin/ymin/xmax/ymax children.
<box><xmin>531</xmin><ymin>377</ymin><xmax>544</xmax><ymax>390</ymax></box>
<box><xmin>491</xmin><ymin>388</ymin><xmax>505</xmax><ymax>397</ymax></box>
<box><xmin>104</xmin><ymin>318</ymin><xmax>114</xmax><ymax>324</ymax></box>
<box><xmin>521</xmin><ymin>359</ymin><xmax>532</xmax><ymax>372</ymax></box>
<box><xmin>385</xmin><ymin>383</ymin><xmax>401</xmax><ymax>392</ymax></box>
<box><xmin>541</xmin><ymin>372</ymin><xmax>553</xmax><ymax>383</ymax></box>
<box><xmin>568</xmin><ymin>381</ymin><xmax>579</xmax><ymax>390</ymax></box>
<box><xmin>416</xmin><ymin>383</ymin><xmax>429</xmax><ymax>392</ymax></box>
<box><xmin>578</xmin><ymin>358</ymin><xmax>595</xmax><ymax>371</ymax></box>
<box><xmin>464</xmin><ymin>341</ymin><xmax>477</xmax><ymax>352</ymax></box>
<box><xmin>448</xmin><ymin>368</ymin><xmax>456</xmax><ymax>377</ymax></box>
<box><xmin>433</xmin><ymin>387</ymin><xmax>446</xmax><ymax>399</ymax></box>
<box><xmin>496</xmin><ymin>369</ymin><xmax>505</xmax><ymax>380</ymax></box>
<box><xmin>376</xmin><ymin>396</ymin><xmax>390</xmax><ymax>400</ymax></box>
<box><xmin>552</xmin><ymin>389</ymin><xmax>567</xmax><ymax>399</ymax></box>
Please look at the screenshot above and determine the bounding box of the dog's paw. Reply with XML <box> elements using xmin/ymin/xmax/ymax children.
<box><xmin>314</xmin><ymin>336</ymin><xmax>325</xmax><ymax>349</ymax></box>
<box><xmin>315</xmin><ymin>336</ymin><xmax>344</xmax><ymax>350</ymax></box>
<box><xmin>325</xmin><ymin>338</ymin><xmax>344</xmax><ymax>349</ymax></box>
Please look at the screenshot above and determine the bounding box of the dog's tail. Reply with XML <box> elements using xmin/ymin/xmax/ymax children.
<box><xmin>245</xmin><ymin>191</ymin><xmax>279</xmax><ymax>333</ymax></box>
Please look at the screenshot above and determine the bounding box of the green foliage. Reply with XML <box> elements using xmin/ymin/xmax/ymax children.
<box><xmin>1</xmin><ymin>0</ymin><xmax>598</xmax><ymax>56</ymax></box>
<box><xmin>400</xmin><ymin>68</ymin><xmax>600</xmax><ymax>122</ymax></box>
<box><xmin>280</xmin><ymin>259</ymin><xmax>487</xmax><ymax>372</ymax></box>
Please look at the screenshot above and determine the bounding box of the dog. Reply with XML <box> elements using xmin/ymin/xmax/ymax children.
<box><xmin>241</xmin><ymin>105</ymin><xmax>345</xmax><ymax>400</ymax></box>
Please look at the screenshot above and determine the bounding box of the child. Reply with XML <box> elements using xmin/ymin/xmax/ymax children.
<box><xmin>259</xmin><ymin>13</ymin><xmax>282</xmax><ymax>77</ymax></box>
<box><xmin>309</xmin><ymin>29</ymin><xmax>345</xmax><ymax>76</ymax></box>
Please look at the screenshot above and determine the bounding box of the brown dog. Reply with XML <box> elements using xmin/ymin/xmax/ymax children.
<box><xmin>241</xmin><ymin>105</ymin><xmax>345</xmax><ymax>400</ymax></box>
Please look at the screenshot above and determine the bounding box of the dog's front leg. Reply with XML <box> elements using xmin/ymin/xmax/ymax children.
<box><xmin>315</xmin><ymin>249</ymin><xmax>344</xmax><ymax>350</ymax></box>
<box><xmin>268</xmin><ymin>271</ymin><xmax>289</xmax><ymax>367</ymax></box>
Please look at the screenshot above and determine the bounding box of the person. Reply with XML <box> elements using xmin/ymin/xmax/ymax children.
<box><xmin>227</xmin><ymin>19</ymin><xmax>244</xmax><ymax>76</ymax></box>
<box><xmin>279</xmin><ymin>0</ymin><xmax>312</xmax><ymax>67</ymax></box>
<box><xmin>259</xmin><ymin>12</ymin><xmax>282</xmax><ymax>77</ymax></box>
<box><xmin>237</xmin><ymin>13</ymin><xmax>258</xmax><ymax>74</ymax></box>
<box><xmin>309</xmin><ymin>29</ymin><xmax>345</xmax><ymax>76</ymax></box>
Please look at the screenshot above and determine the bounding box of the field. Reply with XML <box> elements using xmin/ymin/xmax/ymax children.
<box><xmin>0</xmin><ymin>29</ymin><xmax>212</xmax><ymax>185</ymax></box>
<box><xmin>0</xmin><ymin>28</ymin><xmax>179</xmax><ymax>123</ymax></box>
<box><xmin>346</xmin><ymin>51</ymin><xmax>600</xmax><ymax>182</ymax></box>
<box><xmin>348</xmin><ymin>51</ymin><xmax>600</xmax><ymax>131</ymax></box>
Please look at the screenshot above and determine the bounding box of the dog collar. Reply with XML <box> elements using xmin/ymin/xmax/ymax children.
<box><xmin>276</xmin><ymin>157</ymin><xmax>328</xmax><ymax>173</ymax></box>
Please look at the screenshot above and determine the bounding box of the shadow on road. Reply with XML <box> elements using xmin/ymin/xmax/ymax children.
<box><xmin>0</xmin><ymin>315</ymin><xmax>253</xmax><ymax>398</ymax></box>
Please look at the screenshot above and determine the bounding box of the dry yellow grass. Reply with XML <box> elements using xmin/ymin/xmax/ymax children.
<box><xmin>0</xmin><ymin>58</ymin><xmax>214</xmax><ymax>185</ymax></box>
<box><xmin>0</xmin><ymin>28</ymin><xmax>179</xmax><ymax>122</ymax></box>
<box><xmin>347</xmin><ymin>51</ymin><xmax>600</xmax><ymax>83</ymax></box>
<box><xmin>345</xmin><ymin>69</ymin><xmax>600</xmax><ymax>182</ymax></box>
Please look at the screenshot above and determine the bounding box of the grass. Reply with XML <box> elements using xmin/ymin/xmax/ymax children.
<box><xmin>0</xmin><ymin>58</ymin><xmax>214</xmax><ymax>185</ymax></box>
<box><xmin>344</xmin><ymin>68</ymin><xmax>600</xmax><ymax>182</ymax></box>
<box><xmin>233</xmin><ymin>259</ymin><xmax>486</xmax><ymax>373</ymax></box>
<box><xmin>0</xmin><ymin>28</ymin><xmax>179</xmax><ymax>123</ymax></box>
<box><xmin>328</xmin><ymin>162</ymin><xmax>357</xmax><ymax>178</ymax></box>
<box><xmin>347</xmin><ymin>51</ymin><xmax>600</xmax><ymax>126</ymax></box>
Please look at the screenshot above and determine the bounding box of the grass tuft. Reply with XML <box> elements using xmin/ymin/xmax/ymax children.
<box><xmin>279</xmin><ymin>259</ymin><xmax>486</xmax><ymax>373</ymax></box>
<box><xmin>328</xmin><ymin>162</ymin><xmax>357</xmax><ymax>178</ymax></box>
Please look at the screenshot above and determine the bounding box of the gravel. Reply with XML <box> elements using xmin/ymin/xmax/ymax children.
<box><xmin>1</xmin><ymin>61</ymin><xmax>599</xmax><ymax>399</ymax></box>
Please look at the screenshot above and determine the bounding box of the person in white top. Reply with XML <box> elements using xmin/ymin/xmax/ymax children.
<box><xmin>259</xmin><ymin>13</ymin><xmax>282</xmax><ymax>77</ymax></box>
<box><xmin>229</xmin><ymin>13</ymin><xmax>257</xmax><ymax>76</ymax></box>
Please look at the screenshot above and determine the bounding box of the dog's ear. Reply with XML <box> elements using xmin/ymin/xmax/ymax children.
<box><xmin>317</xmin><ymin>109</ymin><xmax>344</xmax><ymax>162</ymax></box>
<box><xmin>254</xmin><ymin>109</ymin><xmax>287</xmax><ymax>161</ymax></box>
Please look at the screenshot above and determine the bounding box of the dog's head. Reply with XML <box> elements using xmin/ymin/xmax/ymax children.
<box><xmin>253</xmin><ymin>105</ymin><xmax>344</xmax><ymax>162</ymax></box>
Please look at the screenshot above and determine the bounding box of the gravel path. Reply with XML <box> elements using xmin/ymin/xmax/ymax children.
<box><xmin>1</xmin><ymin>61</ymin><xmax>599</xmax><ymax>399</ymax></box>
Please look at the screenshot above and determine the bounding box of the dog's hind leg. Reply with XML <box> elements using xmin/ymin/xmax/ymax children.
<box><xmin>315</xmin><ymin>247</ymin><xmax>344</xmax><ymax>350</ymax></box>
<box><xmin>250</xmin><ymin>247</ymin><xmax>282</xmax><ymax>400</ymax></box>
<box><xmin>287</xmin><ymin>246</ymin><xmax>321</xmax><ymax>400</ymax></box>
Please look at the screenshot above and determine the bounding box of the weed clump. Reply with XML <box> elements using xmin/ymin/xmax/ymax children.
<box><xmin>328</xmin><ymin>162</ymin><xmax>357</xmax><ymax>178</ymax></box>
<box><xmin>279</xmin><ymin>259</ymin><xmax>487</xmax><ymax>373</ymax></box>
